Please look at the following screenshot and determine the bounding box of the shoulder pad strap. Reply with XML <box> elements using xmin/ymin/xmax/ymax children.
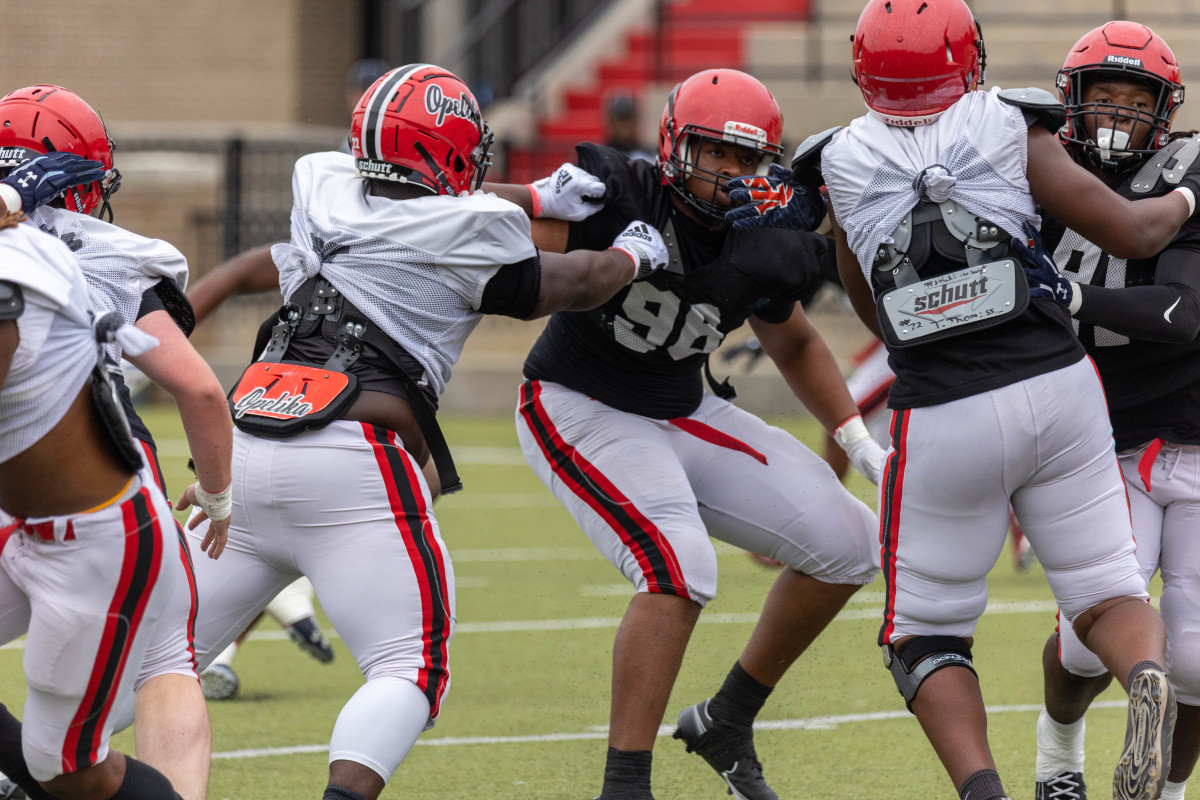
<box><xmin>997</xmin><ymin>87</ymin><xmax>1066</xmax><ymax>133</ymax></box>
<box><xmin>1131</xmin><ymin>135</ymin><xmax>1200</xmax><ymax>194</ymax></box>
<box><xmin>0</xmin><ymin>281</ymin><xmax>24</xmax><ymax>321</ymax></box>
<box><xmin>791</xmin><ymin>126</ymin><xmax>843</xmax><ymax>188</ymax></box>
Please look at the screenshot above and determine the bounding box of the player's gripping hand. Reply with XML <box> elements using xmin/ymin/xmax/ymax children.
<box><xmin>528</xmin><ymin>163</ymin><xmax>606</xmax><ymax>221</ymax></box>
<box><xmin>611</xmin><ymin>220</ymin><xmax>668</xmax><ymax>281</ymax></box>
<box><xmin>834</xmin><ymin>415</ymin><xmax>885</xmax><ymax>485</ymax></box>
<box><xmin>725</xmin><ymin>163</ymin><xmax>826</xmax><ymax>232</ymax></box>
<box><xmin>0</xmin><ymin>152</ymin><xmax>107</xmax><ymax>214</ymax></box>
<box><xmin>1012</xmin><ymin>220</ymin><xmax>1080</xmax><ymax>315</ymax></box>
<box><xmin>176</xmin><ymin>482</ymin><xmax>232</xmax><ymax>559</ymax></box>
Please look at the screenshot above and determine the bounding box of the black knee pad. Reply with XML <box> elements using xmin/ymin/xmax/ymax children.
<box><xmin>883</xmin><ymin>636</ymin><xmax>976</xmax><ymax>711</ymax></box>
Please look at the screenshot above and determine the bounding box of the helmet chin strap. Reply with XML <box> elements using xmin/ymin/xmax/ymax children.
<box><xmin>1096</xmin><ymin>127</ymin><xmax>1132</xmax><ymax>162</ymax></box>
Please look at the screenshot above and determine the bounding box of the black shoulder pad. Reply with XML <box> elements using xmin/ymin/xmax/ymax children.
<box><xmin>791</xmin><ymin>126</ymin><xmax>843</xmax><ymax>188</ymax></box>
<box><xmin>0</xmin><ymin>281</ymin><xmax>24</xmax><ymax>321</ymax></box>
<box><xmin>1131</xmin><ymin>134</ymin><xmax>1200</xmax><ymax>194</ymax></box>
<box><xmin>152</xmin><ymin>279</ymin><xmax>196</xmax><ymax>337</ymax></box>
<box><xmin>997</xmin><ymin>87</ymin><xmax>1066</xmax><ymax>133</ymax></box>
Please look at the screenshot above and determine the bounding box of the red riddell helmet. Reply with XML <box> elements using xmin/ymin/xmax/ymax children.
<box><xmin>851</xmin><ymin>0</ymin><xmax>986</xmax><ymax>126</ymax></box>
<box><xmin>657</xmin><ymin>68</ymin><xmax>783</xmax><ymax>225</ymax></box>
<box><xmin>350</xmin><ymin>64</ymin><xmax>492</xmax><ymax>196</ymax></box>
<box><xmin>1057</xmin><ymin>21</ymin><xmax>1183</xmax><ymax>169</ymax></box>
<box><xmin>0</xmin><ymin>85</ymin><xmax>120</xmax><ymax>218</ymax></box>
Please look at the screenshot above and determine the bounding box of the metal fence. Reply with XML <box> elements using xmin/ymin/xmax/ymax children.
<box><xmin>120</xmin><ymin>135</ymin><xmax>342</xmax><ymax>262</ymax></box>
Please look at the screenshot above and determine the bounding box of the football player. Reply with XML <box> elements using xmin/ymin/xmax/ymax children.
<box><xmin>0</xmin><ymin>85</ymin><xmax>230</xmax><ymax>800</ymax></box>
<box><xmin>510</xmin><ymin>68</ymin><xmax>882</xmax><ymax>800</ymax></box>
<box><xmin>820</xmin><ymin>2</ymin><xmax>1200</xmax><ymax>799</ymax></box>
<box><xmin>181</xmin><ymin>64</ymin><xmax>672</xmax><ymax>800</ymax></box>
<box><xmin>0</xmin><ymin>204</ymin><xmax>187</xmax><ymax>799</ymax></box>
<box><xmin>1028</xmin><ymin>22</ymin><xmax>1200</xmax><ymax>800</ymax></box>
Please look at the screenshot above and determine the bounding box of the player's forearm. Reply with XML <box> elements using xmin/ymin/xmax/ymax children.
<box><xmin>774</xmin><ymin>342</ymin><xmax>861</xmax><ymax>433</ymax></box>
<box><xmin>188</xmin><ymin>244</ymin><xmax>281</xmax><ymax>324</ymax></box>
<box><xmin>482</xmin><ymin>182</ymin><xmax>535</xmax><ymax>217</ymax></box>
<box><xmin>531</xmin><ymin>249</ymin><xmax>634</xmax><ymax>317</ymax></box>
<box><xmin>175</xmin><ymin>387</ymin><xmax>233</xmax><ymax>493</ymax></box>
<box><xmin>1075</xmin><ymin>283</ymin><xmax>1200</xmax><ymax>343</ymax></box>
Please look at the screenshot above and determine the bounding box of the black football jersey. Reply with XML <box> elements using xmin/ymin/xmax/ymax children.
<box><xmin>522</xmin><ymin>143</ymin><xmax>829</xmax><ymax>418</ymax></box>
<box><xmin>1041</xmin><ymin>164</ymin><xmax>1200</xmax><ymax>450</ymax></box>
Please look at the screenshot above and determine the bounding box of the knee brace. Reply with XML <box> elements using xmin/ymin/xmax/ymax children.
<box><xmin>883</xmin><ymin>636</ymin><xmax>977</xmax><ymax>711</ymax></box>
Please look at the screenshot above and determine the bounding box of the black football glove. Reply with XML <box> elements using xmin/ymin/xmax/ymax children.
<box><xmin>1011</xmin><ymin>220</ymin><xmax>1078</xmax><ymax>312</ymax></box>
<box><xmin>725</xmin><ymin>164</ymin><xmax>826</xmax><ymax>232</ymax></box>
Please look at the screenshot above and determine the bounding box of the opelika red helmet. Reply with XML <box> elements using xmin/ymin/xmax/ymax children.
<box><xmin>851</xmin><ymin>0</ymin><xmax>986</xmax><ymax>126</ymax></box>
<box><xmin>0</xmin><ymin>85</ymin><xmax>121</xmax><ymax>219</ymax></box>
<box><xmin>350</xmin><ymin>64</ymin><xmax>492</xmax><ymax>196</ymax></box>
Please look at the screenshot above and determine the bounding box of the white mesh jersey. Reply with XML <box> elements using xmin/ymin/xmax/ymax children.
<box><xmin>25</xmin><ymin>207</ymin><xmax>188</xmax><ymax>361</ymax></box>
<box><xmin>272</xmin><ymin>151</ymin><xmax>537</xmax><ymax>397</ymax></box>
<box><xmin>0</xmin><ymin>224</ymin><xmax>97</xmax><ymax>463</ymax></box>
<box><xmin>823</xmin><ymin>88</ymin><xmax>1038</xmax><ymax>278</ymax></box>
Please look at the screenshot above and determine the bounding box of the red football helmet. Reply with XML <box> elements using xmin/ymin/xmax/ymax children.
<box><xmin>350</xmin><ymin>64</ymin><xmax>492</xmax><ymax>196</ymax></box>
<box><xmin>1057</xmin><ymin>21</ymin><xmax>1183</xmax><ymax>170</ymax></box>
<box><xmin>851</xmin><ymin>0</ymin><xmax>986</xmax><ymax>126</ymax></box>
<box><xmin>657</xmin><ymin>68</ymin><xmax>783</xmax><ymax>225</ymax></box>
<box><xmin>0</xmin><ymin>85</ymin><xmax>120</xmax><ymax>218</ymax></box>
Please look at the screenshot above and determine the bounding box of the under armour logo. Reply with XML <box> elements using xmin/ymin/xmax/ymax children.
<box><xmin>17</xmin><ymin>174</ymin><xmax>36</xmax><ymax>188</ymax></box>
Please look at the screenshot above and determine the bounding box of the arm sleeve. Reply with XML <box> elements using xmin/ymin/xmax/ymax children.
<box><xmin>1074</xmin><ymin>247</ymin><xmax>1200</xmax><ymax>343</ymax></box>
<box><xmin>477</xmin><ymin>254</ymin><xmax>542</xmax><ymax>319</ymax></box>
<box><xmin>137</xmin><ymin>285</ymin><xmax>167</xmax><ymax>319</ymax></box>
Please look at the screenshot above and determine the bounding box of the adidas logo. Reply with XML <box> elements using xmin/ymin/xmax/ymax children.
<box><xmin>626</xmin><ymin>223</ymin><xmax>654</xmax><ymax>242</ymax></box>
<box><xmin>555</xmin><ymin>172</ymin><xmax>573</xmax><ymax>192</ymax></box>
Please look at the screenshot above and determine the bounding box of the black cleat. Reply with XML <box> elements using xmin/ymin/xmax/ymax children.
<box><xmin>673</xmin><ymin>699</ymin><xmax>778</xmax><ymax>800</ymax></box>
<box><xmin>286</xmin><ymin>616</ymin><xmax>334</xmax><ymax>663</ymax></box>
<box><xmin>1114</xmin><ymin>668</ymin><xmax>1176</xmax><ymax>800</ymax></box>
<box><xmin>1035</xmin><ymin>771</ymin><xmax>1086</xmax><ymax>800</ymax></box>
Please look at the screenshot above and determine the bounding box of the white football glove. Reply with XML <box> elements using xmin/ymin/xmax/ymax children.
<box><xmin>611</xmin><ymin>221</ymin><xmax>669</xmax><ymax>281</ymax></box>
<box><xmin>834</xmin><ymin>415</ymin><xmax>885</xmax><ymax>485</ymax></box>
<box><xmin>528</xmin><ymin>163</ymin><xmax>606</xmax><ymax>221</ymax></box>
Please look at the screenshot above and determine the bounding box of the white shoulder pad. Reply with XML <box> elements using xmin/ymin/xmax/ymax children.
<box><xmin>997</xmin><ymin>87</ymin><xmax>1066</xmax><ymax>132</ymax></box>
<box><xmin>1131</xmin><ymin>134</ymin><xmax>1200</xmax><ymax>194</ymax></box>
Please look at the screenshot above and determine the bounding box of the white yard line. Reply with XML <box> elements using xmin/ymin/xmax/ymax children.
<box><xmin>212</xmin><ymin>700</ymin><xmax>1128</xmax><ymax>759</ymax></box>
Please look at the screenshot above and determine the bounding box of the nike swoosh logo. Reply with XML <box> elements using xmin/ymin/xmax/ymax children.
<box><xmin>1165</xmin><ymin>297</ymin><xmax>1181</xmax><ymax>323</ymax></box>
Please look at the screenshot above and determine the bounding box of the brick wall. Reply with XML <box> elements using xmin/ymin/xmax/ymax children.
<box><xmin>1</xmin><ymin>0</ymin><xmax>361</xmax><ymax>126</ymax></box>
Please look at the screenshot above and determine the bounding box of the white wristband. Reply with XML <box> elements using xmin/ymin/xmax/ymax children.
<box><xmin>1066</xmin><ymin>282</ymin><xmax>1083</xmax><ymax>316</ymax></box>
<box><xmin>833</xmin><ymin>415</ymin><xmax>869</xmax><ymax>448</ymax></box>
<box><xmin>0</xmin><ymin>184</ymin><xmax>21</xmax><ymax>214</ymax></box>
<box><xmin>193</xmin><ymin>481</ymin><xmax>232</xmax><ymax>522</ymax></box>
<box><xmin>1173</xmin><ymin>186</ymin><xmax>1196</xmax><ymax>217</ymax></box>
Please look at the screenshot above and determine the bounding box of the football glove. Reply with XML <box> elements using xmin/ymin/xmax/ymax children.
<box><xmin>0</xmin><ymin>152</ymin><xmax>108</xmax><ymax>214</ymax></box>
<box><xmin>528</xmin><ymin>163</ymin><xmax>606</xmax><ymax>221</ymax></box>
<box><xmin>1011</xmin><ymin>220</ymin><xmax>1080</xmax><ymax>315</ymax></box>
<box><xmin>834</xmin><ymin>415</ymin><xmax>885</xmax><ymax>486</ymax></box>
<box><xmin>725</xmin><ymin>163</ymin><xmax>826</xmax><ymax>232</ymax></box>
<box><xmin>611</xmin><ymin>220</ymin><xmax>668</xmax><ymax>280</ymax></box>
